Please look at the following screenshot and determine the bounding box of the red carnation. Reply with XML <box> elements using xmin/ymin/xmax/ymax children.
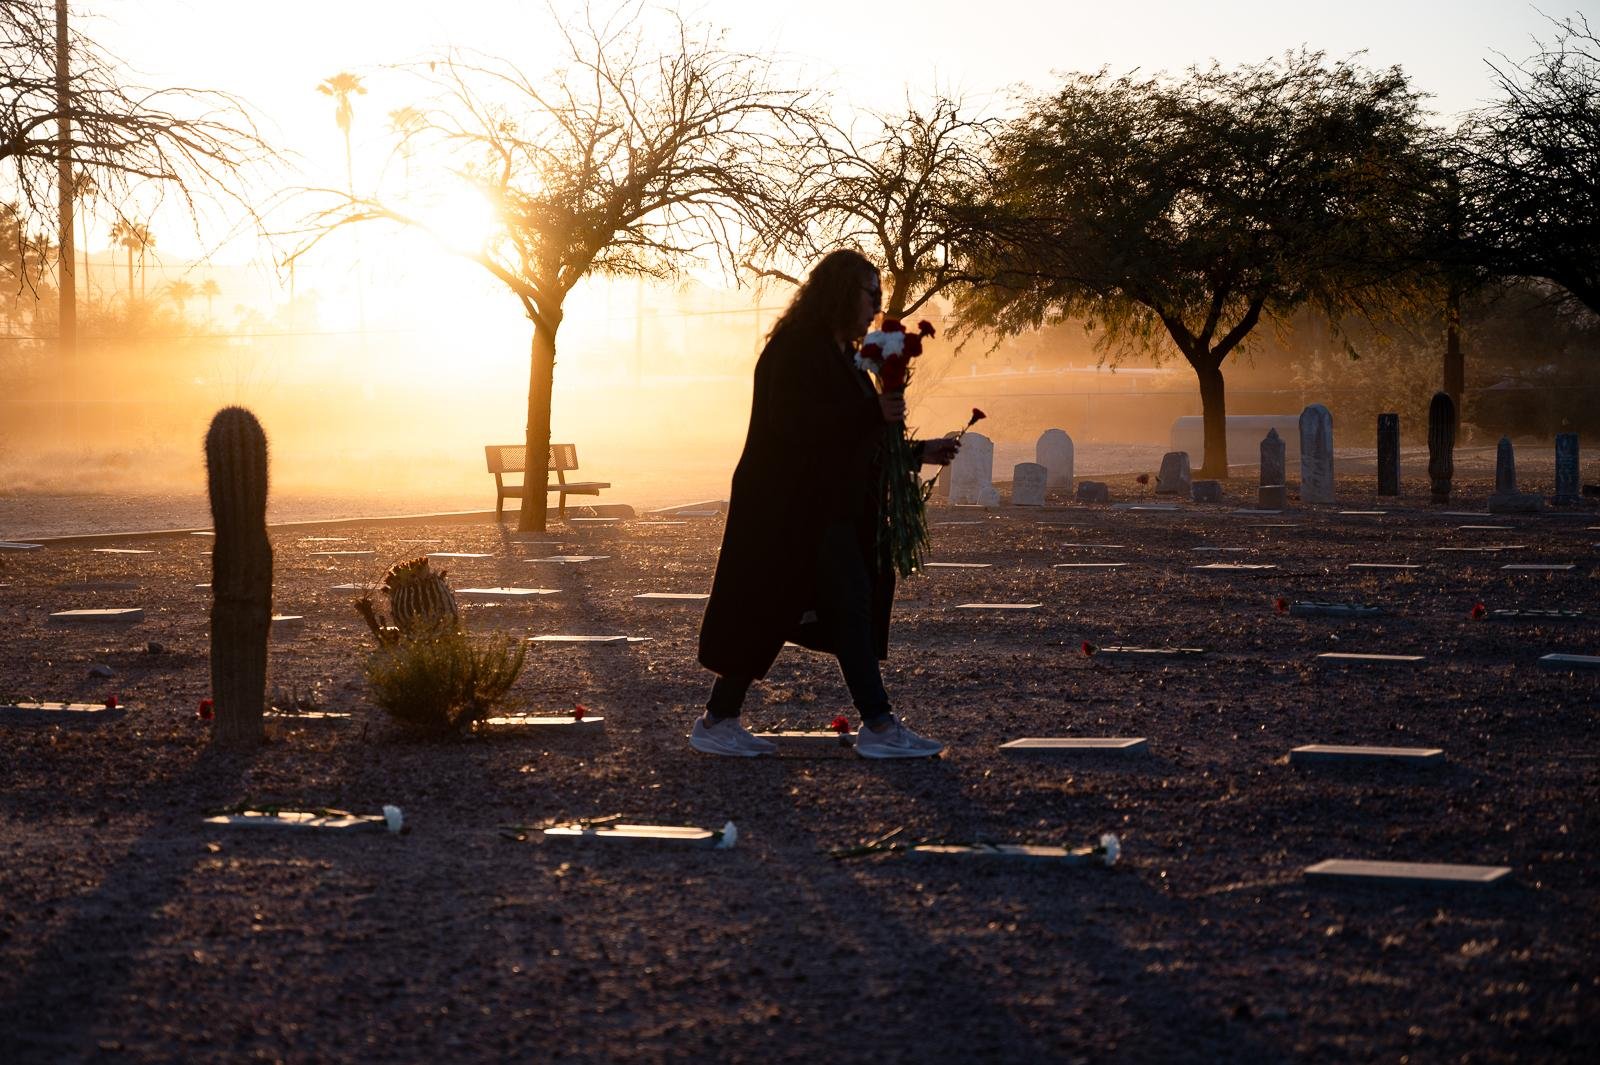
<box><xmin>104</xmin><ymin>693</ymin><xmax>119</xmax><ymax>709</ymax></box>
<box><xmin>860</xmin><ymin>341</ymin><xmax>882</xmax><ymax>360</ymax></box>
<box><xmin>881</xmin><ymin>318</ymin><xmax>906</xmax><ymax>334</ymax></box>
<box><xmin>969</xmin><ymin>407</ymin><xmax>986</xmax><ymax>426</ymax></box>
<box><xmin>1081</xmin><ymin>641</ymin><xmax>1097</xmax><ymax>657</ymax></box>
<box><xmin>830</xmin><ymin>715</ymin><xmax>850</xmax><ymax>734</ymax></box>
<box><xmin>1275</xmin><ymin>597</ymin><xmax>1289</xmax><ymax>615</ymax></box>
<box><xmin>196</xmin><ymin>698</ymin><xmax>214</xmax><ymax>721</ymax></box>
<box><xmin>1136</xmin><ymin>473</ymin><xmax>1150</xmax><ymax>486</ymax></box>
<box><xmin>881</xmin><ymin>355</ymin><xmax>913</xmax><ymax>392</ymax></box>
<box><xmin>903</xmin><ymin>334</ymin><xmax>923</xmax><ymax>358</ymax></box>
<box><xmin>1469</xmin><ymin>602</ymin><xmax>1487</xmax><ymax>621</ymax></box>
<box><xmin>917</xmin><ymin>320</ymin><xmax>936</xmax><ymax>338</ymax></box>
<box><xmin>573</xmin><ymin>703</ymin><xmax>588</xmax><ymax>721</ymax></box>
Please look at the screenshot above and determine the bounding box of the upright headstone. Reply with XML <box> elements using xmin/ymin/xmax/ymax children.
<box><xmin>1155</xmin><ymin>452</ymin><xmax>1192</xmax><ymax>497</ymax></box>
<box><xmin>949</xmin><ymin>432</ymin><xmax>998</xmax><ymax>506</ymax></box>
<box><xmin>1191</xmin><ymin>480</ymin><xmax>1222</xmax><ymax>503</ymax></box>
<box><xmin>1553</xmin><ymin>433</ymin><xmax>1580</xmax><ymax>505</ymax></box>
<box><xmin>1427</xmin><ymin>391</ymin><xmax>1455</xmax><ymax>504</ymax></box>
<box><xmin>1299</xmin><ymin>404</ymin><xmax>1334</xmax><ymax>504</ymax></box>
<box><xmin>1010</xmin><ymin>462</ymin><xmax>1047</xmax><ymax>506</ymax></box>
<box><xmin>1259</xmin><ymin>429</ymin><xmax>1287</xmax><ymax>508</ymax></box>
<box><xmin>1075</xmin><ymin>481</ymin><xmax>1109</xmax><ymax>504</ymax></box>
<box><xmin>1377</xmin><ymin>413</ymin><xmax>1400</xmax><ymax>497</ymax></box>
<box><xmin>1488</xmin><ymin>436</ymin><xmax>1542</xmax><ymax>513</ymax></box>
<box><xmin>1036</xmin><ymin>429</ymin><xmax>1074</xmax><ymax>488</ymax></box>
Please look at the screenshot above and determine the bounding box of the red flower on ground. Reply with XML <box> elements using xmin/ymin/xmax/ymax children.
<box><xmin>1136</xmin><ymin>473</ymin><xmax>1150</xmax><ymax>486</ymax></box>
<box><xmin>1470</xmin><ymin>602</ymin><xmax>1488</xmax><ymax>621</ymax></box>
<box><xmin>573</xmin><ymin>703</ymin><xmax>588</xmax><ymax>721</ymax></box>
<box><xmin>830</xmin><ymin>715</ymin><xmax>851</xmax><ymax>734</ymax></box>
<box><xmin>1082</xmin><ymin>641</ymin><xmax>1098</xmax><ymax>657</ymax></box>
<box><xmin>1275</xmin><ymin>597</ymin><xmax>1290</xmax><ymax>614</ymax></box>
<box><xmin>196</xmin><ymin>698</ymin><xmax>214</xmax><ymax>721</ymax></box>
<box><xmin>104</xmin><ymin>693</ymin><xmax>119</xmax><ymax>709</ymax></box>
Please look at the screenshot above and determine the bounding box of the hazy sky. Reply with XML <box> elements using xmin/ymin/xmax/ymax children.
<box><xmin>80</xmin><ymin>0</ymin><xmax>1583</xmax><ymax>262</ymax></box>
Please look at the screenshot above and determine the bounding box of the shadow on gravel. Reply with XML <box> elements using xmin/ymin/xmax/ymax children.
<box><xmin>0</xmin><ymin>744</ymin><xmax>261</xmax><ymax>1061</ymax></box>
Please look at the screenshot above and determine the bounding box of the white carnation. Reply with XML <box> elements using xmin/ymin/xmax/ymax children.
<box><xmin>862</xmin><ymin>329</ymin><xmax>906</xmax><ymax>357</ymax></box>
<box><xmin>1100</xmin><ymin>832</ymin><xmax>1120</xmax><ymax>866</ymax></box>
<box><xmin>383</xmin><ymin>804</ymin><xmax>404</xmax><ymax>834</ymax></box>
<box><xmin>716</xmin><ymin>820</ymin><xmax>738</xmax><ymax>850</ymax></box>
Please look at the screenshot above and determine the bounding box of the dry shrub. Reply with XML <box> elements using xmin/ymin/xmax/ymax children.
<box><xmin>363</xmin><ymin>622</ymin><xmax>526</xmax><ymax>735</ymax></box>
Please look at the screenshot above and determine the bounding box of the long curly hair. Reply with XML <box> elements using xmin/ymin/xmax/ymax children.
<box><xmin>767</xmin><ymin>249</ymin><xmax>879</xmax><ymax>343</ymax></box>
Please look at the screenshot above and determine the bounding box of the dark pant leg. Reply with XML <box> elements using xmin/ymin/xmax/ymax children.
<box><xmin>706</xmin><ymin>673</ymin><xmax>752</xmax><ymax>721</ymax></box>
<box><xmin>814</xmin><ymin>522</ymin><xmax>893</xmax><ymax>727</ymax></box>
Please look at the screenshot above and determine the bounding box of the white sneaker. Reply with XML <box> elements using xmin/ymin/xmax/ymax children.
<box><xmin>689</xmin><ymin>716</ymin><xmax>776</xmax><ymax>757</ymax></box>
<box><xmin>854</xmin><ymin>717</ymin><xmax>943</xmax><ymax>759</ymax></box>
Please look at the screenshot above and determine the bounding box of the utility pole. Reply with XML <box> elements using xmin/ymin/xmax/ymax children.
<box><xmin>55</xmin><ymin>0</ymin><xmax>76</xmax><ymax>362</ymax></box>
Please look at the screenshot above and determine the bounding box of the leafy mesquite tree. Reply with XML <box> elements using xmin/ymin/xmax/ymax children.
<box><xmin>961</xmin><ymin>52</ymin><xmax>1437</xmax><ymax>476</ymax></box>
<box><xmin>301</xmin><ymin>11</ymin><xmax>813</xmax><ymax>531</ymax></box>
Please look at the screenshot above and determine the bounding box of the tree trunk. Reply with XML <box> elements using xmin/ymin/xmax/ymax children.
<box><xmin>517</xmin><ymin>316</ymin><xmax>560</xmax><ymax>532</ymax></box>
<box><xmin>1194</xmin><ymin>359</ymin><xmax>1229</xmax><ymax>479</ymax></box>
<box><xmin>1442</xmin><ymin>283</ymin><xmax>1463</xmax><ymax>407</ymax></box>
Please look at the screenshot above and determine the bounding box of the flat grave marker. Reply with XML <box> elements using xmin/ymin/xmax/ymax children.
<box><xmin>1057</xmin><ymin>543</ymin><xmax>1128</xmax><ymax>549</ymax></box>
<box><xmin>750</xmin><ymin>730</ymin><xmax>856</xmax><ymax>754</ymax></box>
<box><xmin>1348</xmin><ymin>563</ymin><xmax>1422</xmax><ymax>571</ymax></box>
<box><xmin>48</xmin><ymin>607</ymin><xmax>143</xmax><ymax>623</ymax></box>
<box><xmin>1304</xmin><ymin>859</ymin><xmax>1509</xmax><ymax>887</ymax></box>
<box><xmin>427</xmin><ymin>552</ymin><xmax>495</xmax><ymax>560</ymax></box>
<box><xmin>91</xmin><ymin>548</ymin><xmax>153</xmax><ymax>555</ymax></box>
<box><xmin>0</xmin><ymin>542</ymin><xmax>43</xmax><ymax>551</ymax></box>
<box><xmin>265</xmin><ymin>710</ymin><xmax>352</xmax><ymax>724</ymax></box>
<box><xmin>1437</xmin><ymin>545</ymin><xmax>1526</xmax><ymax>553</ymax></box>
<box><xmin>1192</xmin><ymin>562</ymin><xmax>1278</xmax><ymax>571</ymax></box>
<box><xmin>1</xmin><ymin>701</ymin><xmax>127</xmax><ymax>725</ymax></box>
<box><xmin>954</xmin><ymin>602</ymin><xmax>1042</xmax><ymax>611</ymax></box>
<box><xmin>1339</xmin><ymin>510</ymin><xmax>1387</xmax><ymax>516</ymax></box>
<box><xmin>527</xmin><ymin>634</ymin><xmax>652</xmax><ymax>645</ymax></box>
<box><xmin>1234</xmin><ymin>508</ymin><xmax>1283</xmax><ymax>516</ymax></box>
<box><xmin>301</xmin><ymin>537</ymin><xmax>351</xmax><ymax>542</ymax></box>
<box><xmin>923</xmin><ymin>561</ymin><xmax>992</xmax><ymax>570</ymax></box>
<box><xmin>1502</xmin><ymin>563</ymin><xmax>1577</xmax><ymax>572</ymax></box>
<box><xmin>1112</xmin><ymin>503</ymin><xmax>1183</xmax><ymax>512</ymax></box>
<box><xmin>633</xmin><ymin>592</ymin><xmax>710</xmax><ymax>604</ymax></box>
<box><xmin>567</xmin><ymin>517</ymin><xmax>622</xmax><ymax>526</ymax></box>
<box><xmin>457</xmin><ymin>587</ymin><xmax>560</xmax><ymax>598</ymax></box>
<box><xmin>331</xmin><ymin>583</ymin><xmax>366</xmax><ymax>592</ymax></box>
<box><xmin>481</xmin><ymin>714</ymin><xmax>605</xmax><ymax>732</ymax></box>
<box><xmin>543</xmin><ymin>822</ymin><xmax>731</xmax><ymax>849</ymax></box>
<box><xmin>1486</xmin><ymin>607</ymin><xmax>1583</xmax><ymax>621</ymax></box>
<box><xmin>932</xmin><ymin>521</ymin><xmax>985</xmax><ymax>527</ymax></box>
<box><xmin>270</xmin><ymin>613</ymin><xmax>305</xmax><ymax>628</ymax></box>
<box><xmin>1000</xmin><ymin>737</ymin><xmax>1148</xmax><ymax>757</ymax></box>
<box><xmin>204</xmin><ymin>810</ymin><xmax>391</xmax><ymax>833</ymax></box>
<box><xmin>1287</xmin><ymin>601</ymin><xmax>1384</xmax><ymax>619</ymax></box>
<box><xmin>1093</xmin><ymin>646</ymin><xmax>1206</xmax><ymax>660</ymax></box>
<box><xmin>1538</xmin><ymin>653</ymin><xmax>1600</xmax><ymax>670</ymax></box>
<box><xmin>1290</xmin><ymin>745</ymin><xmax>1444</xmax><ymax>766</ymax></box>
<box><xmin>1246</xmin><ymin>523</ymin><xmax>1300</xmax><ymax>529</ymax></box>
<box><xmin>1441</xmin><ymin>512</ymin><xmax>1494</xmax><ymax>519</ymax></box>
<box><xmin>526</xmin><ymin>555</ymin><xmax>609</xmax><ymax>564</ymax></box>
<box><xmin>1191</xmin><ymin>546</ymin><xmax>1247</xmax><ymax>552</ymax></box>
<box><xmin>1316</xmin><ymin>652</ymin><xmax>1425</xmax><ymax>666</ymax></box>
<box><xmin>1053</xmin><ymin>562</ymin><xmax>1129</xmax><ymax>570</ymax></box>
<box><xmin>907</xmin><ymin>842</ymin><xmax>1110</xmax><ymax>865</ymax></box>
<box><xmin>1457</xmin><ymin>525</ymin><xmax>1514</xmax><ymax>532</ymax></box>
<box><xmin>311</xmin><ymin>550</ymin><xmax>377</xmax><ymax>558</ymax></box>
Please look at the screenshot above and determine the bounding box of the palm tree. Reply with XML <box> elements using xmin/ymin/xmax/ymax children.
<box><xmin>109</xmin><ymin>219</ymin><xmax>147</xmax><ymax>299</ymax></box>
<box><xmin>200</xmin><ymin>278</ymin><xmax>221</xmax><ymax>320</ymax></box>
<box><xmin>318</xmin><ymin>72</ymin><xmax>367</xmax><ymax>195</ymax></box>
<box><xmin>387</xmin><ymin>106</ymin><xmax>424</xmax><ymax>183</ymax></box>
<box><xmin>168</xmin><ymin>279</ymin><xmax>196</xmax><ymax>317</ymax></box>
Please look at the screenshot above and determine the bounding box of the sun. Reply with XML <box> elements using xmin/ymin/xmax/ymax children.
<box><xmin>410</xmin><ymin>182</ymin><xmax>502</xmax><ymax>254</ymax></box>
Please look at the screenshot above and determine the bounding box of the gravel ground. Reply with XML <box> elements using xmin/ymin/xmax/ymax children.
<box><xmin>0</xmin><ymin>470</ymin><xmax>1596</xmax><ymax>1064</ymax></box>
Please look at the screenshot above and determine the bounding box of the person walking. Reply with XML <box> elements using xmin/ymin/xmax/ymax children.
<box><xmin>692</xmin><ymin>249</ymin><xmax>959</xmax><ymax>758</ymax></box>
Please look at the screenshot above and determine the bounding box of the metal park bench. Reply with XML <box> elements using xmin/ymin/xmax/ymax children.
<box><xmin>484</xmin><ymin>443</ymin><xmax>610</xmax><ymax>519</ymax></box>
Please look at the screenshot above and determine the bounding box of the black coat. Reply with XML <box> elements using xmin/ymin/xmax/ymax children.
<box><xmin>698</xmin><ymin>322</ymin><xmax>895</xmax><ymax>679</ymax></box>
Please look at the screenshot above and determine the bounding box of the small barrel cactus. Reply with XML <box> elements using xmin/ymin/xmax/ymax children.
<box><xmin>206</xmin><ymin>407</ymin><xmax>272</xmax><ymax>746</ymax></box>
<box><xmin>1427</xmin><ymin>391</ymin><xmax>1456</xmax><ymax>505</ymax></box>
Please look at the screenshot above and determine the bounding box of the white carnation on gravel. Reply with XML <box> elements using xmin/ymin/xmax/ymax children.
<box><xmin>1100</xmin><ymin>833</ymin><xmax>1120</xmax><ymax>866</ymax></box>
<box><xmin>716</xmin><ymin>820</ymin><xmax>738</xmax><ymax>850</ymax></box>
<box><xmin>383</xmin><ymin>805</ymin><xmax>404</xmax><ymax>834</ymax></box>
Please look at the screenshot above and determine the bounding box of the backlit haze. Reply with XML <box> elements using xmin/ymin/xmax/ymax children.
<box><xmin>0</xmin><ymin>0</ymin><xmax>1572</xmax><ymax>522</ymax></box>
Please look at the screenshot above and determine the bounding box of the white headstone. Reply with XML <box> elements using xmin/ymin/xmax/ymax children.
<box><xmin>949</xmin><ymin>432</ymin><xmax>996</xmax><ymax>506</ymax></box>
<box><xmin>1298</xmin><ymin>404</ymin><xmax>1335</xmax><ymax>504</ymax></box>
<box><xmin>1010</xmin><ymin>462</ymin><xmax>1047</xmax><ymax>506</ymax></box>
<box><xmin>1155</xmin><ymin>452</ymin><xmax>1192</xmax><ymax>496</ymax></box>
<box><xmin>1035</xmin><ymin>429</ymin><xmax>1074</xmax><ymax>487</ymax></box>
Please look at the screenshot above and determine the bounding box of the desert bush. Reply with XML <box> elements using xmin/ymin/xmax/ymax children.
<box><xmin>363</xmin><ymin>622</ymin><xmax>526</xmax><ymax>735</ymax></box>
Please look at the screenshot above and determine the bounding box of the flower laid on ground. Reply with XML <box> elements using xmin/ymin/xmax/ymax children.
<box><xmin>383</xmin><ymin>805</ymin><xmax>404</xmax><ymax>834</ymax></box>
<box><xmin>1275</xmin><ymin>597</ymin><xmax>1290</xmax><ymax>614</ymax></box>
<box><xmin>1470</xmin><ymin>602</ymin><xmax>1488</xmax><ymax>621</ymax></box>
<box><xmin>715</xmin><ymin>821</ymin><xmax>738</xmax><ymax>850</ymax></box>
<box><xmin>1136</xmin><ymin>473</ymin><xmax>1150</xmax><ymax>486</ymax></box>
<box><xmin>830</xmin><ymin>715</ymin><xmax>851</xmax><ymax>734</ymax></box>
<box><xmin>1099</xmin><ymin>833</ymin><xmax>1121</xmax><ymax>867</ymax></box>
<box><xmin>104</xmin><ymin>693</ymin><xmax>119</xmax><ymax>709</ymax></box>
<box><xmin>573</xmin><ymin>703</ymin><xmax>588</xmax><ymax>721</ymax></box>
<box><xmin>1082</xmin><ymin>641</ymin><xmax>1098</xmax><ymax>657</ymax></box>
<box><xmin>854</xmin><ymin>317</ymin><xmax>936</xmax><ymax>578</ymax></box>
<box><xmin>196</xmin><ymin>698</ymin><xmax>214</xmax><ymax>721</ymax></box>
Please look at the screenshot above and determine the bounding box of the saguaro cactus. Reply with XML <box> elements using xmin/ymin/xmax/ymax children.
<box><xmin>206</xmin><ymin>406</ymin><xmax>272</xmax><ymax>746</ymax></box>
<box><xmin>1427</xmin><ymin>391</ymin><xmax>1456</xmax><ymax>505</ymax></box>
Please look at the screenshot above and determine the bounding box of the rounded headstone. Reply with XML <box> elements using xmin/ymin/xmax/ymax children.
<box><xmin>1035</xmin><ymin>429</ymin><xmax>1074</xmax><ymax>487</ymax></box>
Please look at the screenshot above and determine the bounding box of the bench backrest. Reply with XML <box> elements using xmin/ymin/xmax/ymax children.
<box><xmin>485</xmin><ymin>444</ymin><xmax>579</xmax><ymax>474</ymax></box>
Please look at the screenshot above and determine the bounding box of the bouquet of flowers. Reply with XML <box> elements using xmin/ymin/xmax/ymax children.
<box><xmin>855</xmin><ymin>319</ymin><xmax>936</xmax><ymax>578</ymax></box>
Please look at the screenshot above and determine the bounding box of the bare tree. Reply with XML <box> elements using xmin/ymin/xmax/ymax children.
<box><xmin>297</xmin><ymin>8</ymin><xmax>814</xmax><ymax>531</ymax></box>
<box><xmin>751</xmin><ymin>94</ymin><xmax>995</xmax><ymax>321</ymax></box>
